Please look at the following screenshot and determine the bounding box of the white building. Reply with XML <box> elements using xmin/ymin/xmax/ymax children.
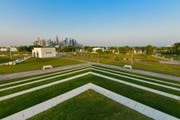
<box><xmin>92</xmin><ymin>47</ymin><xmax>105</xmax><ymax>53</ymax></box>
<box><xmin>10</xmin><ymin>47</ymin><xmax>18</xmax><ymax>52</ymax></box>
<box><xmin>0</xmin><ymin>47</ymin><xmax>9</xmax><ymax>52</ymax></box>
<box><xmin>32</xmin><ymin>48</ymin><xmax>56</xmax><ymax>58</ymax></box>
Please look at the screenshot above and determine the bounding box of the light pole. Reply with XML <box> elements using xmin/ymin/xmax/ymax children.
<box><xmin>131</xmin><ymin>48</ymin><xmax>134</xmax><ymax>65</ymax></box>
<box><xmin>9</xmin><ymin>48</ymin><xmax>12</xmax><ymax>60</ymax></box>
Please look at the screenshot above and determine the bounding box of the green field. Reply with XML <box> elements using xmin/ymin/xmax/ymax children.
<box><xmin>163</xmin><ymin>54</ymin><xmax>180</xmax><ymax>61</ymax></box>
<box><xmin>29</xmin><ymin>90</ymin><xmax>151</xmax><ymax>120</ymax></box>
<box><xmin>0</xmin><ymin>65</ymin><xmax>179</xmax><ymax>119</ymax></box>
<box><xmin>0</xmin><ymin>57</ymin><xmax>81</xmax><ymax>74</ymax></box>
<box><xmin>0</xmin><ymin>57</ymin><xmax>11</xmax><ymax>64</ymax></box>
<box><xmin>69</xmin><ymin>53</ymin><xmax>180</xmax><ymax>76</ymax></box>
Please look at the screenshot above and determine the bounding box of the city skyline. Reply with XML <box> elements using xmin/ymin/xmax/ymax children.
<box><xmin>33</xmin><ymin>36</ymin><xmax>82</xmax><ymax>47</ymax></box>
<box><xmin>0</xmin><ymin>0</ymin><xmax>180</xmax><ymax>46</ymax></box>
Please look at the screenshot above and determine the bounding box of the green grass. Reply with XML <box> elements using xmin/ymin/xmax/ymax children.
<box><xmin>29</xmin><ymin>90</ymin><xmax>151</xmax><ymax>120</ymax></box>
<box><xmin>0</xmin><ymin>57</ymin><xmax>11</xmax><ymax>64</ymax></box>
<box><xmin>0</xmin><ymin>69</ymin><xmax>89</xmax><ymax>97</ymax></box>
<box><xmin>70</xmin><ymin>55</ymin><xmax>180</xmax><ymax>76</ymax></box>
<box><xmin>92</xmin><ymin>65</ymin><xmax>180</xmax><ymax>87</ymax></box>
<box><xmin>92</xmin><ymin>69</ymin><xmax>180</xmax><ymax>96</ymax></box>
<box><xmin>75</xmin><ymin>53</ymin><xmax>163</xmax><ymax>62</ymax></box>
<box><xmin>163</xmin><ymin>54</ymin><xmax>180</xmax><ymax>61</ymax></box>
<box><xmin>0</xmin><ymin>66</ymin><xmax>89</xmax><ymax>88</ymax></box>
<box><xmin>0</xmin><ymin>57</ymin><xmax>81</xmax><ymax>75</ymax></box>
<box><xmin>1</xmin><ymin>65</ymin><xmax>178</xmax><ymax>97</ymax></box>
<box><xmin>0</xmin><ymin>75</ymin><xmax>179</xmax><ymax>118</ymax></box>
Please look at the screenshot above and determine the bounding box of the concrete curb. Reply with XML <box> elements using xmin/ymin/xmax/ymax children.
<box><xmin>2</xmin><ymin>83</ymin><xmax>178</xmax><ymax>120</ymax></box>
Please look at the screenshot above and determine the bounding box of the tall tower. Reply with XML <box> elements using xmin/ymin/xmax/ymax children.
<box><xmin>56</xmin><ymin>35</ymin><xmax>59</xmax><ymax>45</ymax></box>
<box><xmin>37</xmin><ymin>36</ymin><xmax>41</xmax><ymax>42</ymax></box>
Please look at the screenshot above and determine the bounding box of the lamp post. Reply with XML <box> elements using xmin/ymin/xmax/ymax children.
<box><xmin>131</xmin><ymin>48</ymin><xmax>134</xmax><ymax>65</ymax></box>
<box><xmin>9</xmin><ymin>48</ymin><xmax>12</xmax><ymax>60</ymax></box>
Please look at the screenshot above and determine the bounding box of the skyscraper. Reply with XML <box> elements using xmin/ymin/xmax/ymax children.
<box><xmin>56</xmin><ymin>35</ymin><xmax>59</xmax><ymax>45</ymax></box>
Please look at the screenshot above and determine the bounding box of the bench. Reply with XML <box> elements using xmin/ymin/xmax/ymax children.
<box><xmin>123</xmin><ymin>65</ymin><xmax>132</xmax><ymax>70</ymax></box>
<box><xmin>42</xmin><ymin>65</ymin><xmax>53</xmax><ymax>70</ymax></box>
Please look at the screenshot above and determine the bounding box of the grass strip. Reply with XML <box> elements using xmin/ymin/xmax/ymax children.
<box><xmin>0</xmin><ymin>67</ymin><xmax>89</xmax><ymax>89</ymax></box>
<box><xmin>0</xmin><ymin>66</ymin><xmax>90</xmax><ymax>88</ymax></box>
<box><xmin>0</xmin><ymin>69</ymin><xmax>89</xmax><ymax>97</ymax></box>
<box><xmin>0</xmin><ymin>75</ymin><xmax>179</xmax><ymax>118</ymax></box>
<box><xmin>29</xmin><ymin>90</ymin><xmax>151</xmax><ymax>120</ymax></box>
<box><xmin>93</xmin><ymin>65</ymin><xmax>180</xmax><ymax>85</ymax></box>
<box><xmin>92</xmin><ymin>66</ymin><xmax>180</xmax><ymax>89</ymax></box>
<box><xmin>92</xmin><ymin>69</ymin><xmax>180</xmax><ymax>96</ymax></box>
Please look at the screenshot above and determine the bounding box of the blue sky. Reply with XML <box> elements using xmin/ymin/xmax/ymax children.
<box><xmin>0</xmin><ymin>0</ymin><xmax>180</xmax><ymax>46</ymax></box>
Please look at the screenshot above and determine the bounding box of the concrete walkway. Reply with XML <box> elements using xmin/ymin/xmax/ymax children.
<box><xmin>0</xmin><ymin>58</ymin><xmax>179</xmax><ymax>81</ymax></box>
<box><xmin>0</xmin><ymin>63</ymin><xmax>91</xmax><ymax>80</ymax></box>
<box><xmin>2</xmin><ymin>83</ymin><xmax>178</xmax><ymax>120</ymax></box>
<box><xmin>94</xmin><ymin>62</ymin><xmax>180</xmax><ymax>81</ymax></box>
<box><xmin>67</xmin><ymin>58</ymin><xmax>180</xmax><ymax>81</ymax></box>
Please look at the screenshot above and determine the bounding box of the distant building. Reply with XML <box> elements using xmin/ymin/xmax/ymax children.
<box><xmin>133</xmin><ymin>49</ymin><xmax>143</xmax><ymax>54</ymax></box>
<box><xmin>0</xmin><ymin>47</ymin><xmax>9</xmax><ymax>52</ymax></box>
<box><xmin>0</xmin><ymin>47</ymin><xmax>17</xmax><ymax>52</ymax></box>
<box><xmin>10</xmin><ymin>47</ymin><xmax>18</xmax><ymax>52</ymax></box>
<box><xmin>92</xmin><ymin>47</ymin><xmax>105</xmax><ymax>53</ymax></box>
<box><xmin>32</xmin><ymin>48</ymin><xmax>56</xmax><ymax>58</ymax></box>
<box><xmin>33</xmin><ymin>36</ymin><xmax>82</xmax><ymax>47</ymax></box>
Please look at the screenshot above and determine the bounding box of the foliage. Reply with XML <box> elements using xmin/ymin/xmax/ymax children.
<box><xmin>145</xmin><ymin>45</ymin><xmax>156</xmax><ymax>55</ymax></box>
<box><xmin>17</xmin><ymin>45</ymin><xmax>42</xmax><ymax>52</ymax></box>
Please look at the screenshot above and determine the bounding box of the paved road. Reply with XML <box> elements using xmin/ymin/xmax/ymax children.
<box><xmin>0</xmin><ymin>63</ymin><xmax>91</xmax><ymax>80</ymax></box>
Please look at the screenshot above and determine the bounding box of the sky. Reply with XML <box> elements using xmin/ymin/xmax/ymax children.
<box><xmin>0</xmin><ymin>0</ymin><xmax>180</xmax><ymax>46</ymax></box>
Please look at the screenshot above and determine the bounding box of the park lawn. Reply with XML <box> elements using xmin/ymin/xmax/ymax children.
<box><xmin>0</xmin><ymin>56</ymin><xmax>24</xmax><ymax>64</ymax></box>
<box><xmin>76</xmin><ymin>53</ymin><xmax>163</xmax><ymax>62</ymax></box>
<box><xmin>29</xmin><ymin>90</ymin><xmax>151</xmax><ymax>120</ymax></box>
<box><xmin>0</xmin><ymin>57</ymin><xmax>81</xmax><ymax>75</ymax></box>
<box><xmin>70</xmin><ymin>56</ymin><xmax>180</xmax><ymax>76</ymax></box>
<box><xmin>0</xmin><ymin>69</ymin><xmax>90</xmax><ymax>96</ymax></box>
<box><xmin>0</xmin><ymin>66</ymin><xmax>89</xmax><ymax>87</ymax></box>
<box><xmin>0</xmin><ymin>57</ymin><xmax>11</xmax><ymax>64</ymax></box>
<box><xmin>0</xmin><ymin>75</ymin><xmax>179</xmax><ymax>118</ymax></box>
<box><xmin>92</xmin><ymin>69</ymin><xmax>180</xmax><ymax>96</ymax></box>
<box><xmin>92</xmin><ymin>65</ymin><xmax>180</xmax><ymax>87</ymax></box>
<box><xmin>163</xmin><ymin>54</ymin><xmax>180</xmax><ymax>61</ymax></box>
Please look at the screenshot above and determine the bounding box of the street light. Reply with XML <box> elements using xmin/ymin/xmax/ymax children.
<box><xmin>9</xmin><ymin>47</ymin><xmax>12</xmax><ymax>60</ymax></box>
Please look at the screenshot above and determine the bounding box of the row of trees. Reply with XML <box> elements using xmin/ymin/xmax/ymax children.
<box><xmin>17</xmin><ymin>45</ymin><xmax>81</xmax><ymax>52</ymax></box>
<box><xmin>16</xmin><ymin>42</ymin><xmax>180</xmax><ymax>55</ymax></box>
<box><xmin>17</xmin><ymin>45</ymin><xmax>42</xmax><ymax>52</ymax></box>
<box><xmin>83</xmin><ymin>42</ymin><xmax>180</xmax><ymax>55</ymax></box>
<box><xmin>159</xmin><ymin>42</ymin><xmax>180</xmax><ymax>55</ymax></box>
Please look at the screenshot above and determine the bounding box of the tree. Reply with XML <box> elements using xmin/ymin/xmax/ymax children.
<box><xmin>96</xmin><ymin>49</ymin><xmax>103</xmax><ymax>53</ymax></box>
<box><xmin>145</xmin><ymin>45</ymin><xmax>155</xmax><ymax>55</ymax></box>
<box><xmin>17</xmin><ymin>45</ymin><xmax>41</xmax><ymax>52</ymax></box>
<box><xmin>84</xmin><ymin>46</ymin><xmax>93</xmax><ymax>52</ymax></box>
<box><xmin>173</xmin><ymin>42</ymin><xmax>180</xmax><ymax>55</ymax></box>
<box><xmin>118</xmin><ymin>46</ymin><xmax>131</xmax><ymax>53</ymax></box>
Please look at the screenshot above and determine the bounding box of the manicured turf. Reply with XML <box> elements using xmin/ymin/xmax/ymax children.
<box><xmin>0</xmin><ymin>57</ymin><xmax>81</xmax><ymax>74</ymax></box>
<box><xmin>92</xmin><ymin>69</ymin><xmax>180</xmax><ymax>96</ymax></box>
<box><xmin>0</xmin><ymin>57</ymin><xmax>11</xmax><ymax>64</ymax></box>
<box><xmin>93</xmin><ymin>65</ymin><xmax>180</xmax><ymax>85</ymax></box>
<box><xmin>163</xmin><ymin>54</ymin><xmax>180</xmax><ymax>61</ymax></box>
<box><xmin>0</xmin><ymin>69</ymin><xmax>89</xmax><ymax>96</ymax></box>
<box><xmin>0</xmin><ymin>75</ymin><xmax>179</xmax><ymax>118</ymax></box>
<box><xmin>0</xmin><ymin>66</ymin><xmax>90</xmax><ymax>89</ymax></box>
<box><xmin>29</xmin><ymin>90</ymin><xmax>151</xmax><ymax>120</ymax></box>
<box><xmin>70</xmin><ymin>55</ymin><xmax>180</xmax><ymax>76</ymax></box>
<box><xmin>92</xmin><ymin>66</ymin><xmax>180</xmax><ymax>89</ymax></box>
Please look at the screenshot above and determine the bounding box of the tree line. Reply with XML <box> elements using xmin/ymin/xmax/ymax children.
<box><xmin>16</xmin><ymin>42</ymin><xmax>180</xmax><ymax>55</ymax></box>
